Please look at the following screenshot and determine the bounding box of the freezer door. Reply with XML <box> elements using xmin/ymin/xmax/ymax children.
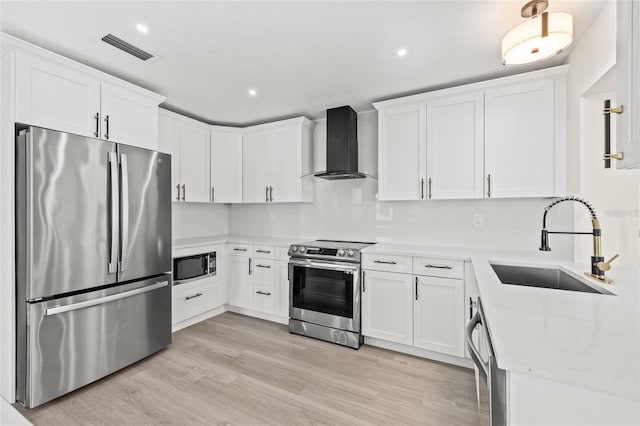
<box><xmin>117</xmin><ymin>144</ymin><xmax>171</xmax><ymax>282</ymax></box>
<box><xmin>16</xmin><ymin>127</ymin><xmax>119</xmax><ymax>300</ymax></box>
<box><xmin>18</xmin><ymin>275</ymin><xmax>171</xmax><ymax>408</ymax></box>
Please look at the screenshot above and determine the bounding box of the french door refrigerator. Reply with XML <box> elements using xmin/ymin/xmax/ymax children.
<box><xmin>15</xmin><ymin>126</ymin><xmax>172</xmax><ymax>408</ymax></box>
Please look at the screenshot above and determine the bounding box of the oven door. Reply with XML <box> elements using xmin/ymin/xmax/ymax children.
<box><xmin>289</xmin><ymin>258</ymin><xmax>361</xmax><ymax>332</ymax></box>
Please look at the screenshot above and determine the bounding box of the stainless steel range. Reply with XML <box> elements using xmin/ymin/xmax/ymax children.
<box><xmin>288</xmin><ymin>240</ymin><xmax>374</xmax><ymax>349</ymax></box>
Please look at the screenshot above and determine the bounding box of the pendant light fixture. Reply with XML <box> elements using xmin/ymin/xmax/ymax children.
<box><xmin>501</xmin><ymin>0</ymin><xmax>573</xmax><ymax>66</ymax></box>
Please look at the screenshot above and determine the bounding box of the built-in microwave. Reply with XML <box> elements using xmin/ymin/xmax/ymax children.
<box><xmin>173</xmin><ymin>252</ymin><xmax>216</xmax><ymax>284</ymax></box>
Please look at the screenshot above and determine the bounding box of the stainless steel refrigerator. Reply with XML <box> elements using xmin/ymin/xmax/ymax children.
<box><xmin>15</xmin><ymin>126</ymin><xmax>172</xmax><ymax>408</ymax></box>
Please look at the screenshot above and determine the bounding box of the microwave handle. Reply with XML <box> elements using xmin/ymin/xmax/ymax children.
<box><xmin>465</xmin><ymin>310</ymin><xmax>488</xmax><ymax>383</ymax></box>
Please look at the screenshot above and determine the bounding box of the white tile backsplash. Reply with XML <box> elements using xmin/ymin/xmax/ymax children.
<box><xmin>172</xmin><ymin>202</ymin><xmax>229</xmax><ymax>239</ymax></box>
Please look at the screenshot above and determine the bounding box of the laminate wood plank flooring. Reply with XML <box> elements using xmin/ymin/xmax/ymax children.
<box><xmin>16</xmin><ymin>312</ymin><xmax>489</xmax><ymax>426</ymax></box>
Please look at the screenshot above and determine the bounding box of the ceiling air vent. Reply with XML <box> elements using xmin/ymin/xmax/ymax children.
<box><xmin>101</xmin><ymin>34</ymin><xmax>154</xmax><ymax>61</ymax></box>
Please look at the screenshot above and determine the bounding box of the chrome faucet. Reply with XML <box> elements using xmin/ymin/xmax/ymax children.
<box><xmin>539</xmin><ymin>196</ymin><xmax>618</xmax><ymax>284</ymax></box>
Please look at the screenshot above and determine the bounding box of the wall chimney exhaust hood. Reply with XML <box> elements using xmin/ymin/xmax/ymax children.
<box><xmin>314</xmin><ymin>105</ymin><xmax>367</xmax><ymax>179</ymax></box>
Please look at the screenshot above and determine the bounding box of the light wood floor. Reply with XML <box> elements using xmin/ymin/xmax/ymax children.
<box><xmin>17</xmin><ymin>312</ymin><xmax>489</xmax><ymax>426</ymax></box>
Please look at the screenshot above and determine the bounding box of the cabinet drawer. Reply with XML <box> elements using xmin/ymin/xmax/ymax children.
<box><xmin>276</xmin><ymin>246</ymin><xmax>290</xmax><ymax>261</ymax></box>
<box><xmin>362</xmin><ymin>254</ymin><xmax>412</xmax><ymax>274</ymax></box>
<box><xmin>253</xmin><ymin>285</ymin><xmax>277</xmax><ymax>314</ymax></box>
<box><xmin>229</xmin><ymin>243</ymin><xmax>252</xmax><ymax>257</ymax></box>
<box><xmin>253</xmin><ymin>244</ymin><xmax>276</xmax><ymax>259</ymax></box>
<box><xmin>253</xmin><ymin>258</ymin><xmax>276</xmax><ymax>288</ymax></box>
<box><xmin>413</xmin><ymin>257</ymin><xmax>464</xmax><ymax>279</ymax></box>
<box><xmin>172</xmin><ymin>280</ymin><xmax>220</xmax><ymax>324</ymax></box>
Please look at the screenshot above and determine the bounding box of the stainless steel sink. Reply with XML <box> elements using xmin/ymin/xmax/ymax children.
<box><xmin>490</xmin><ymin>263</ymin><xmax>614</xmax><ymax>295</ymax></box>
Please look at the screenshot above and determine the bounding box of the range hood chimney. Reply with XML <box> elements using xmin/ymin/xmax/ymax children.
<box><xmin>314</xmin><ymin>105</ymin><xmax>366</xmax><ymax>180</ymax></box>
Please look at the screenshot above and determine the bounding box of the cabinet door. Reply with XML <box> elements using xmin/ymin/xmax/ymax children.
<box><xmin>268</xmin><ymin>125</ymin><xmax>301</xmax><ymax>202</ymax></box>
<box><xmin>158</xmin><ymin>113</ymin><xmax>181</xmax><ymax>202</ymax></box>
<box><xmin>414</xmin><ymin>276</ymin><xmax>464</xmax><ymax>356</ymax></box>
<box><xmin>378</xmin><ymin>103</ymin><xmax>427</xmax><ymax>200</ymax></box>
<box><xmin>485</xmin><ymin>80</ymin><xmax>555</xmax><ymax>197</ymax></box>
<box><xmin>228</xmin><ymin>256</ymin><xmax>253</xmax><ymax>309</ymax></box>
<box><xmin>242</xmin><ymin>129</ymin><xmax>270</xmax><ymax>203</ymax></box>
<box><xmin>253</xmin><ymin>285</ymin><xmax>276</xmax><ymax>314</ymax></box>
<box><xmin>361</xmin><ymin>270</ymin><xmax>413</xmax><ymax>345</ymax></box>
<box><xmin>15</xmin><ymin>53</ymin><xmax>101</xmax><ymax>138</ymax></box>
<box><xmin>210</xmin><ymin>129</ymin><xmax>243</xmax><ymax>203</ymax></box>
<box><xmin>176</xmin><ymin>120</ymin><xmax>210</xmax><ymax>203</ymax></box>
<box><xmin>427</xmin><ymin>93</ymin><xmax>484</xmax><ymax>199</ymax></box>
<box><xmin>100</xmin><ymin>82</ymin><xmax>159</xmax><ymax>150</ymax></box>
<box><xmin>278</xmin><ymin>261</ymin><xmax>289</xmax><ymax>317</ymax></box>
<box><xmin>617</xmin><ymin>0</ymin><xmax>640</xmax><ymax>169</ymax></box>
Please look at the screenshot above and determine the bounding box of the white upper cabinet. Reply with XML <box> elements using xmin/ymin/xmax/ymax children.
<box><xmin>374</xmin><ymin>66</ymin><xmax>567</xmax><ymax>201</ymax></box>
<box><xmin>242</xmin><ymin>118</ymin><xmax>314</xmax><ymax>203</ymax></box>
<box><xmin>426</xmin><ymin>92</ymin><xmax>484</xmax><ymax>199</ymax></box>
<box><xmin>484</xmin><ymin>80</ymin><xmax>555</xmax><ymax>198</ymax></box>
<box><xmin>210</xmin><ymin>127</ymin><xmax>243</xmax><ymax>203</ymax></box>
<box><xmin>242</xmin><ymin>129</ymin><xmax>270</xmax><ymax>203</ymax></box>
<box><xmin>377</xmin><ymin>103</ymin><xmax>426</xmax><ymax>201</ymax></box>
<box><xmin>12</xmin><ymin>44</ymin><xmax>164</xmax><ymax>150</ymax></box>
<box><xmin>100</xmin><ymin>82</ymin><xmax>159</xmax><ymax>150</ymax></box>
<box><xmin>15</xmin><ymin>53</ymin><xmax>101</xmax><ymax>139</ymax></box>
<box><xmin>158</xmin><ymin>110</ymin><xmax>210</xmax><ymax>203</ymax></box>
<box><xmin>616</xmin><ymin>0</ymin><xmax>640</xmax><ymax>169</ymax></box>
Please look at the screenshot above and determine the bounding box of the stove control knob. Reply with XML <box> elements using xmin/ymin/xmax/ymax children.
<box><xmin>299</xmin><ymin>246</ymin><xmax>306</xmax><ymax>253</ymax></box>
<box><xmin>338</xmin><ymin>249</ymin><xmax>345</xmax><ymax>256</ymax></box>
<box><xmin>347</xmin><ymin>249</ymin><xmax>355</xmax><ymax>257</ymax></box>
<box><xmin>290</xmin><ymin>245</ymin><xmax>298</xmax><ymax>252</ymax></box>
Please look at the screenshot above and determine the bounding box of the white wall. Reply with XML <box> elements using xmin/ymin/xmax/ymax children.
<box><xmin>172</xmin><ymin>203</ymin><xmax>229</xmax><ymax>240</ymax></box>
<box><xmin>229</xmin><ymin>112</ymin><xmax>574</xmax><ymax>259</ymax></box>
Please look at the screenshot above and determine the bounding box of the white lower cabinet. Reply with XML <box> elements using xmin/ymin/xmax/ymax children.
<box><xmin>228</xmin><ymin>252</ymin><xmax>253</xmax><ymax>309</ymax></box>
<box><xmin>172</xmin><ymin>277</ymin><xmax>222</xmax><ymax>326</ymax></box>
<box><xmin>278</xmin><ymin>261</ymin><xmax>289</xmax><ymax>318</ymax></box>
<box><xmin>414</xmin><ymin>275</ymin><xmax>465</xmax><ymax>357</ymax></box>
<box><xmin>361</xmin><ymin>270</ymin><xmax>413</xmax><ymax>345</ymax></box>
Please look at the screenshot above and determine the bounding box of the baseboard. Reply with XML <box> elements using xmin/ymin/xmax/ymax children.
<box><xmin>172</xmin><ymin>305</ymin><xmax>226</xmax><ymax>332</ymax></box>
<box><xmin>364</xmin><ymin>336</ymin><xmax>474</xmax><ymax>369</ymax></box>
<box><xmin>225</xmin><ymin>305</ymin><xmax>288</xmax><ymax>325</ymax></box>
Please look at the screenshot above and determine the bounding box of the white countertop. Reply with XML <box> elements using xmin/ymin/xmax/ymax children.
<box><xmin>362</xmin><ymin>243</ymin><xmax>640</xmax><ymax>400</ymax></box>
<box><xmin>173</xmin><ymin>234</ymin><xmax>304</xmax><ymax>251</ymax></box>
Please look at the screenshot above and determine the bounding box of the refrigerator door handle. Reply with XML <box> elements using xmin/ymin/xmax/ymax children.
<box><xmin>120</xmin><ymin>153</ymin><xmax>130</xmax><ymax>272</ymax></box>
<box><xmin>108</xmin><ymin>152</ymin><xmax>119</xmax><ymax>274</ymax></box>
<box><xmin>45</xmin><ymin>281</ymin><xmax>168</xmax><ymax>316</ymax></box>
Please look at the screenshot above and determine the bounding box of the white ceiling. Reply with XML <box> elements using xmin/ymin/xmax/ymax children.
<box><xmin>1</xmin><ymin>1</ymin><xmax>605</xmax><ymax>126</ymax></box>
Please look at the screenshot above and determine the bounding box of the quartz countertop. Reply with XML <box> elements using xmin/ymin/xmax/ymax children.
<box><xmin>362</xmin><ymin>243</ymin><xmax>640</xmax><ymax>400</ymax></box>
<box><xmin>173</xmin><ymin>234</ymin><xmax>304</xmax><ymax>251</ymax></box>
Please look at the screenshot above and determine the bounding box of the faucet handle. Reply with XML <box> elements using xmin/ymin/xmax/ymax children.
<box><xmin>597</xmin><ymin>254</ymin><xmax>619</xmax><ymax>272</ymax></box>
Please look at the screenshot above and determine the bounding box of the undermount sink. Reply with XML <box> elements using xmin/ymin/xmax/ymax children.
<box><xmin>490</xmin><ymin>263</ymin><xmax>614</xmax><ymax>295</ymax></box>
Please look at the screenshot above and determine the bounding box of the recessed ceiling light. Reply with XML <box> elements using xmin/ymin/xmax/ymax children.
<box><xmin>248</xmin><ymin>88</ymin><xmax>257</xmax><ymax>97</ymax></box>
<box><xmin>397</xmin><ymin>48</ymin><xmax>407</xmax><ymax>57</ymax></box>
<box><xmin>136</xmin><ymin>24</ymin><xmax>149</xmax><ymax>34</ymax></box>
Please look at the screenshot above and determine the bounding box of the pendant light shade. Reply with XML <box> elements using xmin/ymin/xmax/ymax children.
<box><xmin>502</xmin><ymin>6</ymin><xmax>573</xmax><ymax>66</ymax></box>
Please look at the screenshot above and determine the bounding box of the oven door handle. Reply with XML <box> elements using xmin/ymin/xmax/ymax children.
<box><xmin>288</xmin><ymin>258</ymin><xmax>360</xmax><ymax>273</ymax></box>
<box><xmin>466</xmin><ymin>310</ymin><xmax>489</xmax><ymax>383</ymax></box>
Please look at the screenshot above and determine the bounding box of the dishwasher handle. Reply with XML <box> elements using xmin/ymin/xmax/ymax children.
<box><xmin>465</xmin><ymin>310</ymin><xmax>488</xmax><ymax>383</ymax></box>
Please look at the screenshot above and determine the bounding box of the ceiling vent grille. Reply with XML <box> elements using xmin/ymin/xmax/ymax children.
<box><xmin>101</xmin><ymin>34</ymin><xmax>154</xmax><ymax>61</ymax></box>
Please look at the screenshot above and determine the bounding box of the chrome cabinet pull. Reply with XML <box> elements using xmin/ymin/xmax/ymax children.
<box><xmin>248</xmin><ymin>258</ymin><xmax>252</xmax><ymax>275</ymax></box>
<box><xmin>486</xmin><ymin>174</ymin><xmax>491</xmax><ymax>198</ymax></box>
<box><xmin>176</xmin><ymin>184</ymin><xmax>181</xmax><ymax>201</ymax></box>
<box><xmin>420</xmin><ymin>178</ymin><xmax>425</xmax><ymax>199</ymax></box>
<box><xmin>211</xmin><ymin>186</ymin><xmax>215</xmax><ymax>202</ymax></box>
<box><xmin>256</xmin><ymin>249</ymin><xmax>271</xmax><ymax>253</ymax></box>
<box><xmin>415</xmin><ymin>276</ymin><xmax>419</xmax><ymax>300</ymax></box>
<box><xmin>269</xmin><ymin>186</ymin><xmax>273</xmax><ymax>202</ymax></box>
<box><xmin>373</xmin><ymin>260</ymin><xmax>397</xmax><ymax>265</ymax></box>
<box><xmin>233</xmin><ymin>248</ymin><xmax>247</xmax><ymax>252</ymax></box>
<box><xmin>94</xmin><ymin>113</ymin><xmax>100</xmax><ymax>137</ymax></box>
<box><xmin>256</xmin><ymin>264</ymin><xmax>271</xmax><ymax>269</ymax></box>
<box><xmin>181</xmin><ymin>184</ymin><xmax>185</xmax><ymax>201</ymax></box>
<box><xmin>424</xmin><ymin>264</ymin><xmax>453</xmax><ymax>270</ymax></box>
<box><xmin>256</xmin><ymin>291</ymin><xmax>271</xmax><ymax>296</ymax></box>
<box><xmin>108</xmin><ymin>152</ymin><xmax>118</xmax><ymax>274</ymax></box>
<box><xmin>428</xmin><ymin>177</ymin><xmax>432</xmax><ymax>199</ymax></box>
<box><xmin>119</xmin><ymin>154</ymin><xmax>129</xmax><ymax>272</ymax></box>
<box><xmin>104</xmin><ymin>115</ymin><xmax>110</xmax><ymax>139</ymax></box>
<box><xmin>265</xmin><ymin>186</ymin><xmax>269</xmax><ymax>202</ymax></box>
<box><xmin>185</xmin><ymin>293</ymin><xmax>203</xmax><ymax>300</ymax></box>
<box><xmin>362</xmin><ymin>270</ymin><xmax>366</xmax><ymax>293</ymax></box>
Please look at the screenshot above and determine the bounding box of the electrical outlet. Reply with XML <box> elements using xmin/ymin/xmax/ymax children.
<box><xmin>473</xmin><ymin>213</ymin><xmax>483</xmax><ymax>227</ymax></box>
<box><xmin>269</xmin><ymin>213</ymin><xmax>276</xmax><ymax>223</ymax></box>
